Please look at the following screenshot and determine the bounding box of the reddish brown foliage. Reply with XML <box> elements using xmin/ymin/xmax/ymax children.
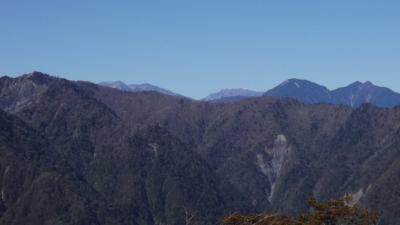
<box><xmin>222</xmin><ymin>196</ymin><xmax>379</xmax><ymax>225</ymax></box>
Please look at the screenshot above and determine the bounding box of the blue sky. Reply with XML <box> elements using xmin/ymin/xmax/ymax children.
<box><xmin>1</xmin><ymin>0</ymin><xmax>400</xmax><ymax>99</ymax></box>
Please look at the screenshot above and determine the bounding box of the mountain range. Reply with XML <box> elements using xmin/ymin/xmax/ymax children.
<box><xmin>100</xmin><ymin>79</ymin><xmax>400</xmax><ymax>108</ymax></box>
<box><xmin>264</xmin><ymin>78</ymin><xmax>400</xmax><ymax>108</ymax></box>
<box><xmin>0</xmin><ymin>71</ymin><xmax>400</xmax><ymax>225</ymax></box>
<box><xmin>99</xmin><ymin>81</ymin><xmax>179</xmax><ymax>96</ymax></box>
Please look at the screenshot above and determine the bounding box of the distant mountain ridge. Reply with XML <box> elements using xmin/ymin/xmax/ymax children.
<box><xmin>82</xmin><ymin>77</ymin><xmax>400</xmax><ymax>107</ymax></box>
<box><xmin>204</xmin><ymin>79</ymin><xmax>400</xmax><ymax>107</ymax></box>
<box><xmin>99</xmin><ymin>81</ymin><xmax>179</xmax><ymax>96</ymax></box>
<box><xmin>203</xmin><ymin>88</ymin><xmax>263</xmax><ymax>102</ymax></box>
<box><xmin>264</xmin><ymin>78</ymin><xmax>400</xmax><ymax>108</ymax></box>
<box><xmin>330</xmin><ymin>81</ymin><xmax>400</xmax><ymax>107</ymax></box>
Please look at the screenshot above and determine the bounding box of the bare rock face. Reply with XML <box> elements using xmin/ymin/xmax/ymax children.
<box><xmin>0</xmin><ymin>72</ymin><xmax>52</xmax><ymax>113</ymax></box>
<box><xmin>256</xmin><ymin>134</ymin><xmax>291</xmax><ymax>204</ymax></box>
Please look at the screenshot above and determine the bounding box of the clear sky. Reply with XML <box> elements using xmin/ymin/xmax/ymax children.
<box><xmin>1</xmin><ymin>0</ymin><xmax>400</xmax><ymax>99</ymax></box>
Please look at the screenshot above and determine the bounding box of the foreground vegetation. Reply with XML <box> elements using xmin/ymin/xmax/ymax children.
<box><xmin>222</xmin><ymin>196</ymin><xmax>379</xmax><ymax>225</ymax></box>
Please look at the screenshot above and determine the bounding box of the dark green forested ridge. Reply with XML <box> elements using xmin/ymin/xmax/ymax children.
<box><xmin>0</xmin><ymin>72</ymin><xmax>399</xmax><ymax>225</ymax></box>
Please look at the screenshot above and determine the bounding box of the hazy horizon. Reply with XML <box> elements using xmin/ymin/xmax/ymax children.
<box><xmin>2</xmin><ymin>1</ymin><xmax>400</xmax><ymax>98</ymax></box>
<box><xmin>4</xmin><ymin>70</ymin><xmax>400</xmax><ymax>100</ymax></box>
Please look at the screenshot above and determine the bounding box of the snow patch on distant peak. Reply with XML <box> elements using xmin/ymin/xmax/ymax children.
<box><xmin>294</xmin><ymin>82</ymin><xmax>300</xmax><ymax>88</ymax></box>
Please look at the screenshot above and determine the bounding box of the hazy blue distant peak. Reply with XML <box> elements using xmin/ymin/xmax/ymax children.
<box><xmin>99</xmin><ymin>78</ymin><xmax>400</xmax><ymax>107</ymax></box>
<box><xmin>203</xmin><ymin>88</ymin><xmax>263</xmax><ymax>101</ymax></box>
<box><xmin>264</xmin><ymin>78</ymin><xmax>332</xmax><ymax>104</ymax></box>
<box><xmin>345</xmin><ymin>81</ymin><xmax>374</xmax><ymax>88</ymax></box>
<box><xmin>283</xmin><ymin>78</ymin><xmax>329</xmax><ymax>89</ymax></box>
<box><xmin>98</xmin><ymin>81</ymin><xmax>131</xmax><ymax>91</ymax></box>
<box><xmin>267</xmin><ymin>79</ymin><xmax>400</xmax><ymax>108</ymax></box>
<box><xmin>128</xmin><ymin>83</ymin><xmax>177</xmax><ymax>96</ymax></box>
<box><xmin>333</xmin><ymin>81</ymin><xmax>382</xmax><ymax>94</ymax></box>
<box><xmin>98</xmin><ymin>81</ymin><xmax>179</xmax><ymax>96</ymax></box>
<box><xmin>128</xmin><ymin>83</ymin><xmax>156</xmax><ymax>90</ymax></box>
<box><xmin>330</xmin><ymin>80</ymin><xmax>400</xmax><ymax>107</ymax></box>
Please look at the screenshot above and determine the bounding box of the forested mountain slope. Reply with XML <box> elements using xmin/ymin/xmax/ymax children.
<box><xmin>0</xmin><ymin>72</ymin><xmax>399</xmax><ymax>225</ymax></box>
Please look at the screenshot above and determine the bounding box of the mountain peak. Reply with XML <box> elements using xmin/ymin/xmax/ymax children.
<box><xmin>99</xmin><ymin>81</ymin><xmax>179</xmax><ymax>96</ymax></box>
<box><xmin>282</xmin><ymin>78</ymin><xmax>329</xmax><ymax>88</ymax></box>
<box><xmin>98</xmin><ymin>81</ymin><xmax>131</xmax><ymax>91</ymax></box>
<box><xmin>286</xmin><ymin>78</ymin><xmax>310</xmax><ymax>82</ymax></box>
<box><xmin>346</xmin><ymin>81</ymin><xmax>377</xmax><ymax>91</ymax></box>
<box><xmin>25</xmin><ymin>71</ymin><xmax>50</xmax><ymax>79</ymax></box>
<box><xmin>203</xmin><ymin>88</ymin><xmax>262</xmax><ymax>102</ymax></box>
<box><xmin>265</xmin><ymin>79</ymin><xmax>331</xmax><ymax>104</ymax></box>
<box><xmin>351</xmin><ymin>81</ymin><xmax>363</xmax><ymax>86</ymax></box>
<box><xmin>350</xmin><ymin>81</ymin><xmax>374</xmax><ymax>86</ymax></box>
<box><xmin>19</xmin><ymin>71</ymin><xmax>57</xmax><ymax>85</ymax></box>
<box><xmin>364</xmin><ymin>81</ymin><xmax>373</xmax><ymax>86</ymax></box>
